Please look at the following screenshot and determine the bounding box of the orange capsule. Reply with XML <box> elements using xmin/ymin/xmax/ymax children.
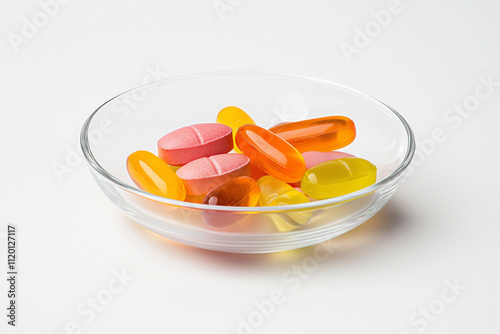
<box><xmin>249</xmin><ymin>162</ymin><xmax>268</xmax><ymax>181</ymax></box>
<box><xmin>126</xmin><ymin>150</ymin><xmax>186</xmax><ymax>201</ymax></box>
<box><xmin>202</xmin><ymin>176</ymin><xmax>260</xmax><ymax>228</ymax></box>
<box><xmin>235</xmin><ymin>124</ymin><xmax>306</xmax><ymax>183</ymax></box>
<box><xmin>202</xmin><ymin>176</ymin><xmax>260</xmax><ymax>207</ymax></box>
<box><xmin>184</xmin><ymin>194</ymin><xmax>205</xmax><ymax>204</ymax></box>
<box><xmin>216</xmin><ymin>106</ymin><xmax>256</xmax><ymax>153</ymax></box>
<box><xmin>269</xmin><ymin>116</ymin><xmax>356</xmax><ymax>152</ymax></box>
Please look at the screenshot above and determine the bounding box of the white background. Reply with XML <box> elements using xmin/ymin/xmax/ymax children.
<box><xmin>2</xmin><ymin>1</ymin><xmax>500</xmax><ymax>333</ymax></box>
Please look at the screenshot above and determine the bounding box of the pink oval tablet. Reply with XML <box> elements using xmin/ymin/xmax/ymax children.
<box><xmin>158</xmin><ymin>123</ymin><xmax>233</xmax><ymax>166</ymax></box>
<box><xmin>302</xmin><ymin>151</ymin><xmax>355</xmax><ymax>170</ymax></box>
<box><xmin>176</xmin><ymin>154</ymin><xmax>250</xmax><ymax>196</ymax></box>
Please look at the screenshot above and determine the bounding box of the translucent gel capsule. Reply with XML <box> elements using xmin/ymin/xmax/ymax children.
<box><xmin>184</xmin><ymin>194</ymin><xmax>205</xmax><ymax>204</ymax></box>
<box><xmin>301</xmin><ymin>151</ymin><xmax>355</xmax><ymax>169</ymax></box>
<box><xmin>203</xmin><ymin>176</ymin><xmax>260</xmax><ymax>207</ymax></box>
<box><xmin>269</xmin><ymin>116</ymin><xmax>356</xmax><ymax>152</ymax></box>
<box><xmin>126</xmin><ymin>150</ymin><xmax>186</xmax><ymax>201</ymax></box>
<box><xmin>235</xmin><ymin>124</ymin><xmax>306</xmax><ymax>183</ymax></box>
<box><xmin>289</xmin><ymin>150</ymin><xmax>356</xmax><ymax>187</ymax></box>
<box><xmin>301</xmin><ymin>157</ymin><xmax>377</xmax><ymax>199</ymax></box>
<box><xmin>216</xmin><ymin>106</ymin><xmax>256</xmax><ymax>153</ymax></box>
<box><xmin>202</xmin><ymin>176</ymin><xmax>261</xmax><ymax>228</ymax></box>
<box><xmin>258</xmin><ymin>175</ymin><xmax>309</xmax><ymax>206</ymax></box>
<box><xmin>257</xmin><ymin>176</ymin><xmax>311</xmax><ymax>231</ymax></box>
<box><xmin>294</xmin><ymin>187</ymin><xmax>317</xmax><ymax>202</ymax></box>
<box><xmin>249</xmin><ymin>161</ymin><xmax>268</xmax><ymax>181</ymax></box>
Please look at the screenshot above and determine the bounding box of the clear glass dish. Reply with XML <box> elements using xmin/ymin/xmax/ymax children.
<box><xmin>80</xmin><ymin>71</ymin><xmax>415</xmax><ymax>253</ymax></box>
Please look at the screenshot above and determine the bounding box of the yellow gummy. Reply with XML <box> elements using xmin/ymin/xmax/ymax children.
<box><xmin>257</xmin><ymin>175</ymin><xmax>311</xmax><ymax>231</ymax></box>
<box><xmin>216</xmin><ymin>106</ymin><xmax>255</xmax><ymax>153</ymax></box>
<box><xmin>127</xmin><ymin>150</ymin><xmax>186</xmax><ymax>201</ymax></box>
<box><xmin>301</xmin><ymin>157</ymin><xmax>377</xmax><ymax>199</ymax></box>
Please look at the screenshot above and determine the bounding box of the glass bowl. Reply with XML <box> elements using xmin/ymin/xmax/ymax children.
<box><xmin>80</xmin><ymin>71</ymin><xmax>415</xmax><ymax>253</ymax></box>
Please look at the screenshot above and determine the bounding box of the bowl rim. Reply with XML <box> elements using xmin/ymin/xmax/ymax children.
<box><xmin>80</xmin><ymin>70</ymin><xmax>415</xmax><ymax>212</ymax></box>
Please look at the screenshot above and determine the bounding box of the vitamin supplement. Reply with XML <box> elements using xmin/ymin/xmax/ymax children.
<box><xmin>125</xmin><ymin>105</ymin><xmax>374</xmax><ymax>219</ymax></box>
<box><xmin>258</xmin><ymin>175</ymin><xmax>310</xmax><ymax>207</ymax></box>
<box><xmin>157</xmin><ymin>123</ymin><xmax>233</xmax><ymax>166</ymax></box>
<box><xmin>301</xmin><ymin>157</ymin><xmax>377</xmax><ymax>199</ymax></box>
<box><xmin>272</xmin><ymin>212</ymin><xmax>311</xmax><ymax>232</ymax></box>
<box><xmin>203</xmin><ymin>176</ymin><xmax>260</xmax><ymax>207</ymax></box>
<box><xmin>216</xmin><ymin>106</ymin><xmax>255</xmax><ymax>153</ymax></box>
<box><xmin>249</xmin><ymin>162</ymin><xmax>268</xmax><ymax>181</ymax></box>
<box><xmin>235</xmin><ymin>124</ymin><xmax>306</xmax><ymax>183</ymax></box>
<box><xmin>289</xmin><ymin>150</ymin><xmax>356</xmax><ymax>187</ymax></box>
<box><xmin>176</xmin><ymin>153</ymin><xmax>250</xmax><ymax>196</ymax></box>
<box><xmin>184</xmin><ymin>194</ymin><xmax>205</xmax><ymax>204</ymax></box>
<box><xmin>126</xmin><ymin>150</ymin><xmax>186</xmax><ymax>201</ymax></box>
<box><xmin>294</xmin><ymin>187</ymin><xmax>317</xmax><ymax>202</ymax></box>
<box><xmin>269</xmin><ymin>116</ymin><xmax>356</xmax><ymax>152</ymax></box>
<box><xmin>302</xmin><ymin>151</ymin><xmax>355</xmax><ymax>169</ymax></box>
<box><xmin>257</xmin><ymin>175</ymin><xmax>311</xmax><ymax>231</ymax></box>
<box><xmin>202</xmin><ymin>176</ymin><xmax>260</xmax><ymax>228</ymax></box>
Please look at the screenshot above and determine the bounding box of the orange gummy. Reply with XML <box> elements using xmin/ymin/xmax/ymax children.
<box><xmin>269</xmin><ymin>116</ymin><xmax>356</xmax><ymax>152</ymax></box>
<box><xmin>235</xmin><ymin>124</ymin><xmax>306</xmax><ymax>183</ymax></box>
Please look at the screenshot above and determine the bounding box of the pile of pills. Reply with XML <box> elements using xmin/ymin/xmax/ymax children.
<box><xmin>126</xmin><ymin>106</ymin><xmax>377</xmax><ymax>213</ymax></box>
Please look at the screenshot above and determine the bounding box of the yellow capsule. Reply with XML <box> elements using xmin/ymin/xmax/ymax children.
<box><xmin>272</xmin><ymin>210</ymin><xmax>312</xmax><ymax>232</ymax></box>
<box><xmin>257</xmin><ymin>175</ymin><xmax>311</xmax><ymax>231</ymax></box>
<box><xmin>258</xmin><ymin>175</ymin><xmax>309</xmax><ymax>206</ymax></box>
<box><xmin>216</xmin><ymin>106</ymin><xmax>255</xmax><ymax>153</ymax></box>
<box><xmin>126</xmin><ymin>150</ymin><xmax>186</xmax><ymax>201</ymax></box>
<box><xmin>301</xmin><ymin>157</ymin><xmax>377</xmax><ymax>199</ymax></box>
